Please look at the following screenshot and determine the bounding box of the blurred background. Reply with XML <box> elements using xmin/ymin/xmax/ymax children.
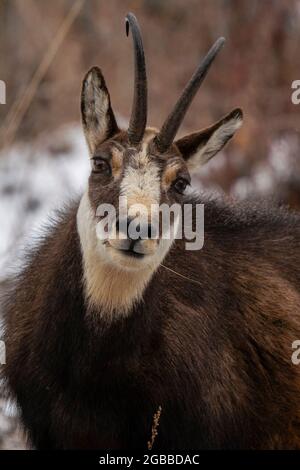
<box><xmin>1</xmin><ymin>0</ymin><xmax>300</xmax><ymax>449</ymax></box>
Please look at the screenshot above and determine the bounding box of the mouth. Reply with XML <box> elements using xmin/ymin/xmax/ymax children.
<box><xmin>104</xmin><ymin>239</ymin><xmax>158</xmax><ymax>264</ymax></box>
<box><xmin>118</xmin><ymin>248</ymin><xmax>145</xmax><ymax>259</ymax></box>
<box><xmin>105</xmin><ymin>241</ymin><xmax>146</xmax><ymax>259</ymax></box>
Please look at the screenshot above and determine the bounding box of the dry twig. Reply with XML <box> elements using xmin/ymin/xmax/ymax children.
<box><xmin>0</xmin><ymin>0</ymin><xmax>85</xmax><ymax>149</ymax></box>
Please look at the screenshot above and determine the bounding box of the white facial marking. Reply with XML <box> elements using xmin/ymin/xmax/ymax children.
<box><xmin>120</xmin><ymin>143</ymin><xmax>161</xmax><ymax>213</ymax></box>
<box><xmin>77</xmin><ymin>191</ymin><xmax>177</xmax><ymax>320</ymax></box>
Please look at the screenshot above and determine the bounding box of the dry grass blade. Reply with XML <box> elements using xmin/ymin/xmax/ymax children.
<box><xmin>147</xmin><ymin>405</ymin><xmax>162</xmax><ymax>451</ymax></box>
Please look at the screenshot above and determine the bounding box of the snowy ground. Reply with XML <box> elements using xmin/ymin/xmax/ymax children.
<box><xmin>0</xmin><ymin>125</ymin><xmax>90</xmax><ymax>282</ymax></box>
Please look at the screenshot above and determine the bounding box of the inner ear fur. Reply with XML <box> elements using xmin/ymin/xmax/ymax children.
<box><xmin>175</xmin><ymin>108</ymin><xmax>243</xmax><ymax>165</ymax></box>
<box><xmin>81</xmin><ymin>66</ymin><xmax>119</xmax><ymax>154</ymax></box>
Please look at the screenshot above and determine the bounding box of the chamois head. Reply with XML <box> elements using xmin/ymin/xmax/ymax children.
<box><xmin>80</xmin><ymin>13</ymin><xmax>243</xmax><ymax>273</ymax></box>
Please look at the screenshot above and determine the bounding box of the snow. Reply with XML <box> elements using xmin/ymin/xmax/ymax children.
<box><xmin>0</xmin><ymin>124</ymin><xmax>90</xmax><ymax>281</ymax></box>
<box><xmin>232</xmin><ymin>134</ymin><xmax>300</xmax><ymax>199</ymax></box>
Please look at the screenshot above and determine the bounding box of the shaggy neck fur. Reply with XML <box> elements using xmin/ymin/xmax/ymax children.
<box><xmin>77</xmin><ymin>192</ymin><xmax>159</xmax><ymax>320</ymax></box>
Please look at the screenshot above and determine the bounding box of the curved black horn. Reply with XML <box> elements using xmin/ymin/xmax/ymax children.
<box><xmin>153</xmin><ymin>37</ymin><xmax>225</xmax><ymax>153</ymax></box>
<box><xmin>126</xmin><ymin>13</ymin><xmax>147</xmax><ymax>145</ymax></box>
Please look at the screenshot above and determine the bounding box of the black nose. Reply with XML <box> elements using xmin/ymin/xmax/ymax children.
<box><xmin>116</xmin><ymin>217</ymin><xmax>157</xmax><ymax>241</ymax></box>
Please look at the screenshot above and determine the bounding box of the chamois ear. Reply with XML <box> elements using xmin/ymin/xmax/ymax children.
<box><xmin>81</xmin><ymin>66</ymin><xmax>119</xmax><ymax>154</ymax></box>
<box><xmin>175</xmin><ymin>108</ymin><xmax>243</xmax><ymax>172</ymax></box>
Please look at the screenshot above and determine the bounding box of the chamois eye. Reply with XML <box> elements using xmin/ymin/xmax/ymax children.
<box><xmin>92</xmin><ymin>157</ymin><xmax>111</xmax><ymax>176</ymax></box>
<box><xmin>173</xmin><ymin>177</ymin><xmax>190</xmax><ymax>194</ymax></box>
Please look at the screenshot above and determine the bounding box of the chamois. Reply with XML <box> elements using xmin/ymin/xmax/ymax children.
<box><xmin>3</xmin><ymin>13</ymin><xmax>300</xmax><ymax>450</ymax></box>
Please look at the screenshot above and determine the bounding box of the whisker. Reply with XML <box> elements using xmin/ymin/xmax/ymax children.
<box><xmin>160</xmin><ymin>263</ymin><xmax>202</xmax><ymax>287</ymax></box>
